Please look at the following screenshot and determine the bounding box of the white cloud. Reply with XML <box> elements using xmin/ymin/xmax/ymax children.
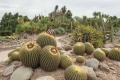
<box><xmin>0</xmin><ymin>0</ymin><xmax>120</xmax><ymax>19</ymax></box>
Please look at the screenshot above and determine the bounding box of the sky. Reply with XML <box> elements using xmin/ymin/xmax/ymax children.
<box><xmin>0</xmin><ymin>0</ymin><xmax>120</xmax><ymax>19</ymax></box>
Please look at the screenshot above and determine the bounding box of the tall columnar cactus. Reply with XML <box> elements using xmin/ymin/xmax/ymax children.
<box><xmin>93</xmin><ymin>49</ymin><xmax>106</xmax><ymax>61</ymax></box>
<box><xmin>64</xmin><ymin>65</ymin><xmax>87</xmax><ymax>80</ymax></box>
<box><xmin>76</xmin><ymin>56</ymin><xmax>85</xmax><ymax>63</ymax></box>
<box><xmin>84</xmin><ymin>42</ymin><xmax>94</xmax><ymax>55</ymax></box>
<box><xmin>19</xmin><ymin>41</ymin><xmax>41</xmax><ymax>68</ymax></box>
<box><xmin>101</xmin><ymin>48</ymin><xmax>109</xmax><ymax>56</ymax></box>
<box><xmin>36</xmin><ymin>32</ymin><xmax>57</xmax><ymax>48</ymax></box>
<box><xmin>99</xmin><ymin>12</ymin><xmax>106</xmax><ymax>43</ymax></box>
<box><xmin>109</xmin><ymin>48</ymin><xmax>120</xmax><ymax>61</ymax></box>
<box><xmin>73</xmin><ymin>42</ymin><xmax>85</xmax><ymax>55</ymax></box>
<box><xmin>59</xmin><ymin>54</ymin><xmax>72</xmax><ymax>69</ymax></box>
<box><xmin>40</xmin><ymin>45</ymin><xmax>61</xmax><ymax>71</ymax></box>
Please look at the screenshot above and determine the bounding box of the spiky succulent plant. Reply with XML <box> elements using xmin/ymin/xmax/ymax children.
<box><xmin>93</xmin><ymin>49</ymin><xmax>106</xmax><ymax>61</ymax></box>
<box><xmin>84</xmin><ymin>42</ymin><xmax>94</xmax><ymax>55</ymax></box>
<box><xmin>76</xmin><ymin>56</ymin><xmax>85</xmax><ymax>63</ymax></box>
<box><xmin>109</xmin><ymin>48</ymin><xmax>120</xmax><ymax>61</ymax></box>
<box><xmin>40</xmin><ymin>45</ymin><xmax>61</xmax><ymax>71</ymax></box>
<box><xmin>11</xmin><ymin>51</ymin><xmax>20</xmax><ymax>61</ymax></box>
<box><xmin>73</xmin><ymin>42</ymin><xmax>85</xmax><ymax>55</ymax></box>
<box><xmin>19</xmin><ymin>41</ymin><xmax>41</xmax><ymax>68</ymax></box>
<box><xmin>64</xmin><ymin>65</ymin><xmax>87</xmax><ymax>80</ymax></box>
<box><xmin>59</xmin><ymin>54</ymin><xmax>72</xmax><ymax>69</ymax></box>
<box><xmin>36</xmin><ymin>32</ymin><xmax>57</xmax><ymax>48</ymax></box>
<box><xmin>101</xmin><ymin>48</ymin><xmax>109</xmax><ymax>56</ymax></box>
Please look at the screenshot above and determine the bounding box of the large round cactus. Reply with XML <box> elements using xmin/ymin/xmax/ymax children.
<box><xmin>109</xmin><ymin>48</ymin><xmax>120</xmax><ymax>61</ymax></box>
<box><xmin>40</xmin><ymin>45</ymin><xmax>61</xmax><ymax>71</ymax></box>
<box><xmin>76</xmin><ymin>56</ymin><xmax>85</xmax><ymax>63</ymax></box>
<box><xmin>36</xmin><ymin>32</ymin><xmax>57</xmax><ymax>48</ymax></box>
<box><xmin>59</xmin><ymin>54</ymin><xmax>72</xmax><ymax>69</ymax></box>
<box><xmin>93</xmin><ymin>49</ymin><xmax>106</xmax><ymax>61</ymax></box>
<box><xmin>11</xmin><ymin>51</ymin><xmax>20</xmax><ymax>61</ymax></box>
<box><xmin>73</xmin><ymin>42</ymin><xmax>85</xmax><ymax>55</ymax></box>
<box><xmin>101</xmin><ymin>48</ymin><xmax>109</xmax><ymax>56</ymax></box>
<box><xmin>19</xmin><ymin>41</ymin><xmax>41</xmax><ymax>68</ymax></box>
<box><xmin>84</xmin><ymin>42</ymin><xmax>94</xmax><ymax>55</ymax></box>
<box><xmin>64</xmin><ymin>65</ymin><xmax>87</xmax><ymax>80</ymax></box>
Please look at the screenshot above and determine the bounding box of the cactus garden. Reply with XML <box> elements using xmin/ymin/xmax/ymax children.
<box><xmin>0</xmin><ymin>3</ymin><xmax>120</xmax><ymax>80</ymax></box>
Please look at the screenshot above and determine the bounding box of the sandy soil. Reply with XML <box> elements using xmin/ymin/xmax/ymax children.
<box><xmin>0</xmin><ymin>35</ymin><xmax>120</xmax><ymax>80</ymax></box>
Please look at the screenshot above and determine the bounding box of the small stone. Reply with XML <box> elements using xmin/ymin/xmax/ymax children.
<box><xmin>107</xmin><ymin>63</ymin><xmax>113</xmax><ymax>66</ymax></box>
<box><xmin>104</xmin><ymin>44</ymin><xmax>114</xmax><ymax>48</ymax></box>
<box><xmin>10</xmin><ymin>66</ymin><xmax>33</xmax><ymax>80</ymax></box>
<box><xmin>95</xmin><ymin>72</ymin><xmax>102</xmax><ymax>77</ymax></box>
<box><xmin>114</xmin><ymin>61</ymin><xmax>120</xmax><ymax>67</ymax></box>
<box><xmin>36</xmin><ymin>76</ymin><xmax>55</xmax><ymax>80</ymax></box>
<box><xmin>85</xmin><ymin>58</ymin><xmax>99</xmax><ymax>71</ymax></box>
<box><xmin>99</xmin><ymin>63</ymin><xmax>110</xmax><ymax>72</ymax></box>
<box><xmin>110</xmin><ymin>67</ymin><xmax>115</xmax><ymax>70</ymax></box>
<box><xmin>81</xmin><ymin>66</ymin><xmax>97</xmax><ymax>80</ymax></box>
<box><xmin>3</xmin><ymin>65</ymin><xmax>15</xmax><ymax>76</ymax></box>
<box><xmin>112</xmin><ymin>71</ymin><xmax>117</xmax><ymax>74</ymax></box>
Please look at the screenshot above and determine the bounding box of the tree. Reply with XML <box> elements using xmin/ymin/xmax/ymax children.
<box><xmin>65</xmin><ymin>10</ymin><xmax>72</xmax><ymax>19</ymax></box>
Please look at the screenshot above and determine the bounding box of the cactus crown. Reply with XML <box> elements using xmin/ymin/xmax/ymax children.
<box><xmin>27</xmin><ymin>43</ymin><xmax>34</xmax><ymax>49</ymax></box>
<box><xmin>50</xmin><ymin>47</ymin><xmax>58</xmax><ymax>54</ymax></box>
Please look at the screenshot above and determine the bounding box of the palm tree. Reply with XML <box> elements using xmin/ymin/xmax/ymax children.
<box><xmin>54</xmin><ymin>5</ymin><xmax>58</xmax><ymax>20</ymax></box>
<box><xmin>61</xmin><ymin>6</ymin><xmax>67</xmax><ymax>22</ymax></box>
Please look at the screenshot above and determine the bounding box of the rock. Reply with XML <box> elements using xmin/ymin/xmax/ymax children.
<box><xmin>85</xmin><ymin>58</ymin><xmax>99</xmax><ymax>71</ymax></box>
<box><xmin>59</xmin><ymin>50</ymin><xmax>71</xmax><ymax>55</ymax></box>
<box><xmin>107</xmin><ymin>63</ymin><xmax>113</xmax><ymax>66</ymax></box>
<box><xmin>95</xmin><ymin>72</ymin><xmax>102</xmax><ymax>77</ymax></box>
<box><xmin>81</xmin><ymin>66</ymin><xmax>97</xmax><ymax>80</ymax></box>
<box><xmin>10</xmin><ymin>66</ymin><xmax>33</xmax><ymax>80</ymax></box>
<box><xmin>105</xmin><ymin>48</ymin><xmax>112</xmax><ymax>51</ymax></box>
<box><xmin>99</xmin><ymin>63</ymin><xmax>110</xmax><ymax>72</ymax></box>
<box><xmin>115</xmin><ymin>30</ymin><xmax>120</xmax><ymax>36</ymax></box>
<box><xmin>110</xmin><ymin>67</ymin><xmax>115</xmax><ymax>70</ymax></box>
<box><xmin>36</xmin><ymin>76</ymin><xmax>55</xmax><ymax>80</ymax></box>
<box><xmin>104</xmin><ymin>44</ymin><xmax>114</xmax><ymax>48</ymax></box>
<box><xmin>114</xmin><ymin>61</ymin><xmax>120</xmax><ymax>67</ymax></box>
<box><xmin>3</xmin><ymin>65</ymin><xmax>15</xmax><ymax>76</ymax></box>
<box><xmin>10</xmin><ymin>61</ymin><xmax>22</xmax><ymax>68</ymax></box>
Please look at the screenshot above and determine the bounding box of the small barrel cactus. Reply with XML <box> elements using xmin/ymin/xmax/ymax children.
<box><xmin>8</xmin><ymin>50</ymin><xmax>15</xmax><ymax>57</ymax></box>
<box><xmin>73</xmin><ymin>42</ymin><xmax>85</xmax><ymax>55</ymax></box>
<box><xmin>20</xmin><ymin>41</ymin><xmax>41</xmax><ymax>68</ymax></box>
<box><xmin>109</xmin><ymin>48</ymin><xmax>120</xmax><ymax>61</ymax></box>
<box><xmin>84</xmin><ymin>42</ymin><xmax>94</xmax><ymax>55</ymax></box>
<box><xmin>40</xmin><ymin>45</ymin><xmax>61</xmax><ymax>71</ymax></box>
<box><xmin>76</xmin><ymin>56</ymin><xmax>85</xmax><ymax>63</ymax></box>
<box><xmin>6</xmin><ymin>57</ymin><xmax>13</xmax><ymax>64</ymax></box>
<box><xmin>11</xmin><ymin>51</ymin><xmax>20</xmax><ymax>61</ymax></box>
<box><xmin>93</xmin><ymin>49</ymin><xmax>106</xmax><ymax>61</ymax></box>
<box><xmin>64</xmin><ymin>65</ymin><xmax>87</xmax><ymax>80</ymax></box>
<box><xmin>59</xmin><ymin>54</ymin><xmax>72</xmax><ymax>69</ymax></box>
<box><xmin>36</xmin><ymin>32</ymin><xmax>57</xmax><ymax>48</ymax></box>
<box><xmin>101</xmin><ymin>48</ymin><xmax>109</xmax><ymax>56</ymax></box>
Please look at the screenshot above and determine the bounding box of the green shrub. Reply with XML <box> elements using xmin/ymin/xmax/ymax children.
<box><xmin>71</xmin><ymin>25</ymin><xmax>104</xmax><ymax>48</ymax></box>
<box><xmin>0</xmin><ymin>30</ymin><xmax>12</xmax><ymax>36</ymax></box>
